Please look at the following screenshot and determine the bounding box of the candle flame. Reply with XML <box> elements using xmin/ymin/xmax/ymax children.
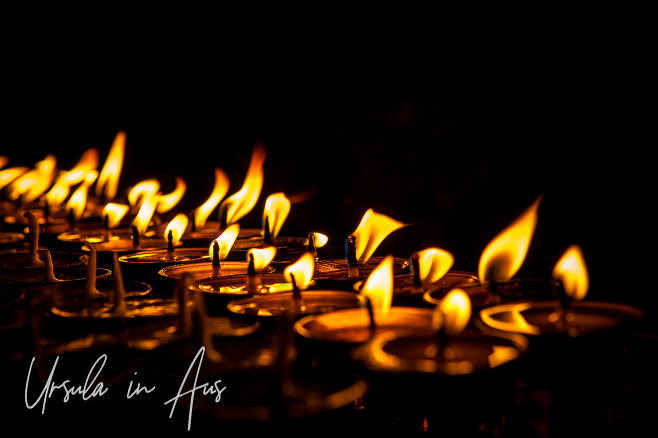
<box><xmin>284</xmin><ymin>252</ymin><xmax>315</xmax><ymax>291</ymax></box>
<box><xmin>193</xmin><ymin>168</ymin><xmax>230</xmax><ymax>228</ymax></box>
<box><xmin>128</xmin><ymin>179</ymin><xmax>160</xmax><ymax>207</ymax></box>
<box><xmin>95</xmin><ymin>131</ymin><xmax>125</xmax><ymax>200</ymax></box>
<box><xmin>46</xmin><ymin>149</ymin><xmax>99</xmax><ymax>208</ymax></box>
<box><xmin>102</xmin><ymin>203</ymin><xmax>130</xmax><ymax>228</ymax></box>
<box><xmin>7</xmin><ymin>155</ymin><xmax>57</xmax><ymax>203</ymax></box>
<box><xmin>131</xmin><ymin>194</ymin><xmax>157</xmax><ymax>235</ymax></box>
<box><xmin>66</xmin><ymin>177</ymin><xmax>94</xmax><ymax>221</ymax></box>
<box><xmin>311</xmin><ymin>232</ymin><xmax>328</xmax><ymax>248</ymax></box>
<box><xmin>416</xmin><ymin>247</ymin><xmax>454</xmax><ymax>284</ymax></box>
<box><xmin>156</xmin><ymin>177</ymin><xmax>187</xmax><ymax>213</ymax></box>
<box><xmin>209</xmin><ymin>223</ymin><xmax>240</xmax><ymax>260</ymax></box>
<box><xmin>478</xmin><ymin>196</ymin><xmax>541</xmax><ymax>283</ymax></box>
<box><xmin>221</xmin><ymin>142</ymin><xmax>266</xmax><ymax>225</ymax></box>
<box><xmin>263</xmin><ymin>192</ymin><xmax>290</xmax><ymax>238</ymax></box>
<box><xmin>352</xmin><ymin>209</ymin><xmax>406</xmax><ymax>263</ymax></box>
<box><xmin>552</xmin><ymin>244</ymin><xmax>589</xmax><ymax>301</ymax></box>
<box><xmin>247</xmin><ymin>246</ymin><xmax>277</xmax><ymax>270</ymax></box>
<box><xmin>360</xmin><ymin>254</ymin><xmax>394</xmax><ymax>315</ymax></box>
<box><xmin>165</xmin><ymin>213</ymin><xmax>189</xmax><ymax>246</ymax></box>
<box><xmin>0</xmin><ymin>167</ymin><xmax>28</xmax><ymax>190</ymax></box>
<box><xmin>434</xmin><ymin>288</ymin><xmax>471</xmax><ymax>335</ymax></box>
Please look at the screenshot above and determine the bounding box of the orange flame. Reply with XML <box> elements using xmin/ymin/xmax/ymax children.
<box><xmin>64</xmin><ymin>171</ymin><xmax>97</xmax><ymax>221</ymax></box>
<box><xmin>416</xmin><ymin>247</ymin><xmax>454</xmax><ymax>284</ymax></box>
<box><xmin>221</xmin><ymin>143</ymin><xmax>266</xmax><ymax>225</ymax></box>
<box><xmin>193</xmin><ymin>168</ymin><xmax>230</xmax><ymax>227</ymax></box>
<box><xmin>478</xmin><ymin>196</ymin><xmax>541</xmax><ymax>283</ymax></box>
<box><xmin>552</xmin><ymin>244</ymin><xmax>589</xmax><ymax>301</ymax></box>
<box><xmin>263</xmin><ymin>192</ymin><xmax>290</xmax><ymax>238</ymax></box>
<box><xmin>7</xmin><ymin>155</ymin><xmax>57</xmax><ymax>203</ymax></box>
<box><xmin>165</xmin><ymin>213</ymin><xmax>189</xmax><ymax>246</ymax></box>
<box><xmin>435</xmin><ymin>288</ymin><xmax>471</xmax><ymax>335</ymax></box>
<box><xmin>131</xmin><ymin>194</ymin><xmax>157</xmax><ymax>235</ymax></box>
<box><xmin>0</xmin><ymin>156</ymin><xmax>7</xmax><ymax>169</ymax></box>
<box><xmin>479</xmin><ymin>302</ymin><xmax>541</xmax><ymax>335</ymax></box>
<box><xmin>102</xmin><ymin>203</ymin><xmax>130</xmax><ymax>228</ymax></box>
<box><xmin>247</xmin><ymin>246</ymin><xmax>277</xmax><ymax>270</ymax></box>
<box><xmin>95</xmin><ymin>131</ymin><xmax>125</xmax><ymax>200</ymax></box>
<box><xmin>352</xmin><ymin>209</ymin><xmax>405</xmax><ymax>263</ymax></box>
<box><xmin>284</xmin><ymin>252</ymin><xmax>315</xmax><ymax>291</ymax></box>
<box><xmin>360</xmin><ymin>254</ymin><xmax>394</xmax><ymax>315</ymax></box>
<box><xmin>209</xmin><ymin>223</ymin><xmax>240</xmax><ymax>260</ymax></box>
<box><xmin>128</xmin><ymin>179</ymin><xmax>160</xmax><ymax>235</ymax></box>
<box><xmin>128</xmin><ymin>179</ymin><xmax>160</xmax><ymax>207</ymax></box>
<box><xmin>156</xmin><ymin>177</ymin><xmax>186</xmax><ymax>214</ymax></box>
<box><xmin>311</xmin><ymin>232</ymin><xmax>328</xmax><ymax>248</ymax></box>
<box><xmin>46</xmin><ymin>149</ymin><xmax>99</xmax><ymax>208</ymax></box>
<box><xmin>0</xmin><ymin>167</ymin><xmax>28</xmax><ymax>190</ymax></box>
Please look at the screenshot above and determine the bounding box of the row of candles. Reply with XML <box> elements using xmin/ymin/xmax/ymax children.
<box><xmin>0</xmin><ymin>131</ymin><xmax>645</xmax><ymax>435</ymax></box>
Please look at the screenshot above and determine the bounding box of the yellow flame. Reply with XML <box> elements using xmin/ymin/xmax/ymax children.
<box><xmin>284</xmin><ymin>252</ymin><xmax>315</xmax><ymax>291</ymax></box>
<box><xmin>65</xmin><ymin>180</ymin><xmax>92</xmax><ymax>221</ymax></box>
<box><xmin>193</xmin><ymin>168</ymin><xmax>230</xmax><ymax>227</ymax></box>
<box><xmin>222</xmin><ymin>143</ymin><xmax>267</xmax><ymax>225</ymax></box>
<box><xmin>478</xmin><ymin>196</ymin><xmax>541</xmax><ymax>283</ymax></box>
<box><xmin>352</xmin><ymin>209</ymin><xmax>405</xmax><ymax>263</ymax></box>
<box><xmin>128</xmin><ymin>179</ymin><xmax>160</xmax><ymax>207</ymax></box>
<box><xmin>479</xmin><ymin>302</ymin><xmax>541</xmax><ymax>335</ymax></box>
<box><xmin>263</xmin><ymin>192</ymin><xmax>290</xmax><ymax>238</ymax></box>
<box><xmin>156</xmin><ymin>177</ymin><xmax>186</xmax><ymax>213</ymax></box>
<box><xmin>102</xmin><ymin>203</ymin><xmax>130</xmax><ymax>228</ymax></box>
<box><xmin>7</xmin><ymin>155</ymin><xmax>57</xmax><ymax>202</ymax></box>
<box><xmin>247</xmin><ymin>246</ymin><xmax>277</xmax><ymax>270</ymax></box>
<box><xmin>95</xmin><ymin>131</ymin><xmax>125</xmax><ymax>200</ymax></box>
<box><xmin>165</xmin><ymin>213</ymin><xmax>189</xmax><ymax>246</ymax></box>
<box><xmin>438</xmin><ymin>289</ymin><xmax>471</xmax><ymax>335</ymax></box>
<box><xmin>0</xmin><ymin>167</ymin><xmax>28</xmax><ymax>190</ymax></box>
<box><xmin>360</xmin><ymin>254</ymin><xmax>394</xmax><ymax>315</ymax></box>
<box><xmin>416</xmin><ymin>247</ymin><xmax>454</xmax><ymax>283</ymax></box>
<box><xmin>209</xmin><ymin>223</ymin><xmax>240</xmax><ymax>259</ymax></box>
<box><xmin>553</xmin><ymin>244</ymin><xmax>589</xmax><ymax>301</ymax></box>
<box><xmin>311</xmin><ymin>232</ymin><xmax>328</xmax><ymax>248</ymax></box>
<box><xmin>131</xmin><ymin>194</ymin><xmax>157</xmax><ymax>235</ymax></box>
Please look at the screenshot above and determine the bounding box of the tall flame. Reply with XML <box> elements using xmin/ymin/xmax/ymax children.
<box><xmin>221</xmin><ymin>142</ymin><xmax>266</xmax><ymax>225</ymax></box>
<box><xmin>129</xmin><ymin>179</ymin><xmax>160</xmax><ymax>235</ymax></box>
<box><xmin>156</xmin><ymin>177</ymin><xmax>186</xmax><ymax>213</ymax></box>
<box><xmin>552</xmin><ymin>244</ymin><xmax>589</xmax><ymax>301</ymax></box>
<box><xmin>352</xmin><ymin>209</ymin><xmax>406</xmax><ymax>263</ymax></box>
<box><xmin>247</xmin><ymin>246</ymin><xmax>277</xmax><ymax>270</ymax></box>
<box><xmin>360</xmin><ymin>254</ymin><xmax>394</xmax><ymax>315</ymax></box>
<box><xmin>209</xmin><ymin>223</ymin><xmax>240</xmax><ymax>260</ymax></box>
<box><xmin>65</xmin><ymin>172</ymin><xmax>97</xmax><ymax>221</ymax></box>
<box><xmin>478</xmin><ymin>196</ymin><xmax>541</xmax><ymax>282</ymax></box>
<box><xmin>436</xmin><ymin>288</ymin><xmax>471</xmax><ymax>335</ymax></box>
<box><xmin>262</xmin><ymin>192</ymin><xmax>290</xmax><ymax>238</ymax></box>
<box><xmin>193</xmin><ymin>168</ymin><xmax>230</xmax><ymax>228</ymax></box>
<box><xmin>7</xmin><ymin>155</ymin><xmax>57</xmax><ymax>203</ymax></box>
<box><xmin>95</xmin><ymin>131</ymin><xmax>125</xmax><ymax>200</ymax></box>
<box><xmin>0</xmin><ymin>167</ymin><xmax>28</xmax><ymax>190</ymax></box>
<box><xmin>165</xmin><ymin>213</ymin><xmax>189</xmax><ymax>246</ymax></box>
<box><xmin>102</xmin><ymin>203</ymin><xmax>130</xmax><ymax>228</ymax></box>
<box><xmin>284</xmin><ymin>252</ymin><xmax>315</xmax><ymax>291</ymax></box>
<box><xmin>416</xmin><ymin>247</ymin><xmax>454</xmax><ymax>284</ymax></box>
<box><xmin>46</xmin><ymin>149</ymin><xmax>99</xmax><ymax>208</ymax></box>
<box><xmin>128</xmin><ymin>179</ymin><xmax>160</xmax><ymax>207</ymax></box>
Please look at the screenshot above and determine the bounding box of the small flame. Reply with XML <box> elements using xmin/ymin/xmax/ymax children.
<box><xmin>247</xmin><ymin>246</ymin><xmax>277</xmax><ymax>270</ymax></box>
<box><xmin>66</xmin><ymin>179</ymin><xmax>93</xmax><ymax>221</ymax></box>
<box><xmin>263</xmin><ymin>192</ymin><xmax>290</xmax><ymax>238</ymax></box>
<box><xmin>552</xmin><ymin>244</ymin><xmax>589</xmax><ymax>301</ymax></box>
<box><xmin>165</xmin><ymin>213</ymin><xmax>189</xmax><ymax>246</ymax></box>
<box><xmin>311</xmin><ymin>232</ymin><xmax>328</xmax><ymax>248</ymax></box>
<box><xmin>95</xmin><ymin>131</ymin><xmax>126</xmax><ymax>200</ymax></box>
<box><xmin>156</xmin><ymin>177</ymin><xmax>187</xmax><ymax>213</ymax></box>
<box><xmin>102</xmin><ymin>203</ymin><xmax>130</xmax><ymax>228</ymax></box>
<box><xmin>193</xmin><ymin>168</ymin><xmax>230</xmax><ymax>228</ymax></box>
<box><xmin>221</xmin><ymin>142</ymin><xmax>267</xmax><ymax>225</ymax></box>
<box><xmin>284</xmin><ymin>252</ymin><xmax>315</xmax><ymax>291</ymax></box>
<box><xmin>436</xmin><ymin>289</ymin><xmax>471</xmax><ymax>335</ymax></box>
<box><xmin>352</xmin><ymin>209</ymin><xmax>405</xmax><ymax>263</ymax></box>
<box><xmin>416</xmin><ymin>247</ymin><xmax>454</xmax><ymax>283</ymax></box>
<box><xmin>0</xmin><ymin>167</ymin><xmax>28</xmax><ymax>190</ymax></box>
<box><xmin>478</xmin><ymin>196</ymin><xmax>542</xmax><ymax>283</ymax></box>
<box><xmin>128</xmin><ymin>179</ymin><xmax>160</xmax><ymax>207</ymax></box>
<box><xmin>209</xmin><ymin>223</ymin><xmax>240</xmax><ymax>260</ymax></box>
<box><xmin>131</xmin><ymin>194</ymin><xmax>157</xmax><ymax>235</ymax></box>
<box><xmin>360</xmin><ymin>254</ymin><xmax>394</xmax><ymax>315</ymax></box>
<box><xmin>7</xmin><ymin>155</ymin><xmax>57</xmax><ymax>202</ymax></box>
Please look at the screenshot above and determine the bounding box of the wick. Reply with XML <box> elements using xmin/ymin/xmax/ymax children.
<box><xmin>306</xmin><ymin>232</ymin><xmax>317</xmax><ymax>259</ymax></box>
<box><xmin>23</xmin><ymin>211</ymin><xmax>43</xmax><ymax>268</ymax></box>
<box><xmin>131</xmin><ymin>225</ymin><xmax>141</xmax><ymax>250</ymax></box>
<box><xmin>345</xmin><ymin>235</ymin><xmax>359</xmax><ymax>277</ymax></box>
<box><xmin>246</xmin><ymin>253</ymin><xmax>262</xmax><ymax>294</ymax></box>
<box><xmin>262</xmin><ymin>215</ymin><xmax>272</xmax><ymax>246</ymax></box>
<box><xmin>43</xmin><ymin>201</ymin><xmax>51</xmax><ymax>225</ymax></box>
<box><xmin>289</xmin><ymin>273</ymin><xmax>302</xmax><ymax>300</ymax></box>
<box><xmin>211</xmin><ymin>241</ymin><xmax>221</xmax><ymax>277</ymax></box>
<box><xmin>66</xmin><ymin>208</ymin><xmax>76</xmax><ymax>231</ymax></box>
<box><xmin>85</xmin><ymin>241</ymin><xmax>99</xmax><ymax>298</ymax></box>
<box><xmin>111</xmin><ymin>252</ymin><xmax>126</xmax><ymax>317</ymax></box>
<box><xmin>167</xmin><ymin>229</ymin><xmax>175</xmax><ymax>260</ymax></box>
<box><xmin>365</xmin><ymin>296</ymin><xmax>376</xmax><ymax>330</ymax></box>
<box><xmin>37</xmin><ymin>249</ymin><xmax>58</xmax><ymax>282</ymax></box>
<box><xmin>102</xmin><ymin>214</ymin><xmax>111</xmax><ymax>242</ymax></box>
<box><xmin>410</xmin><ymin>253</ymin><xmax>423</xmax><ymax>288</ymax></box>
<box><xmin>549</xmin><ymin>279</ymin><xmax>573</xmax><ymax>331</ymax></box>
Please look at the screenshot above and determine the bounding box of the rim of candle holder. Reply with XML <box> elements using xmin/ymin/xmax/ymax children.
<box><xmin>225</xmin><ymin>289</ymin><xmax>367</xmax><ymax>317</ymax></box>
<box><xmin>22</xmin><ymin>277</ymin><xmax>152</xmax><ymax>304</ymax></box>
<box><xmin>350</xmin><ymin>328</ymin><xmax>530</xmax><ymax>376</ymax></box>
<box><xmin>0</xmin><ymin>231</ymin><xmax>25</xmax><ymax>245</ymax></box>
<box><xmin>314</xmin><ymin>255</ymin><xmax>409</xmax><ymax>280</ymax></box>
<box><xmin>0</xmin><ymin>267</ymin><xmax>112</xmax><ymax>289</ymax></box>
<box><xmin>353</xmin><ymin>270</ymin><xmax>479</xmax><ymax>294</ymax></box>
<box><xmin>119</xmin><ymin>248</ymin><xmax>211</xmax><ymax>265</ymax></box>
<box><xmin>476</xmin><ymin>299</ymin><xmax>645</xmax><ymax>338</ymax></box>
<box><xmin>81</xmin><ymin>238</ymin><xmax>170</xmax><ymax>253</ymax></box>
<box><xmin>190</xmin><ymin>273</ymin><xmax>306</xmax><ymax>296</ymax></box>
<box><xmin>0</xmin><ymin>251</ymin><xmax>86</xmax><ymax>272</ymax></box>
<box><xmin>157</xmin><ymin>261</ymin><xmax>275</xmax><ymax>281</ymax></box>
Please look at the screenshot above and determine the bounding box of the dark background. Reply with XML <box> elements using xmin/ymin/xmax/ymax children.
<box><xmin>2</xmin><ymin>22</ymin><xmax>654</xmax><ymax>321</ymax></box>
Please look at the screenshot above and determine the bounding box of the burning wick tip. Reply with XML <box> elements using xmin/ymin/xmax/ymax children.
<box><xmin>289</xmin><ymin>273</ymin><xmax>301</xmax><ymax>299</ymax></box>
<box><xmin>410</xmin><ymin>253</ymin><xmax>422</xmax><ymax>287</ymax></box>
<box><xmin>262</xmin><ymin>215</ymin><xmax>272</xmax><ymax>245</ymax></box>
<box><xmin>306</xmin><ymin>232</ymin><xmax>317</xmax><ymax>258</ymax></box>
<box><xmin>365</xmin><ymin>297</ymin><xmax>376</xmax><ymax>330</ymax></box>
<box><xmin>131</xmin><ymin>225</ymin><xmax>141</xmax><ymax>249</ymax></box>
<box><xmin>167</xmin><ymin>229</ymin><xmax>175</xmax><ymax>252</ymax></box>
